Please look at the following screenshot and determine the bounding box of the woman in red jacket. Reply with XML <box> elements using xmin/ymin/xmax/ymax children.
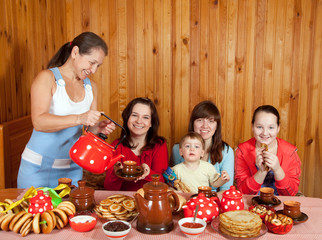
<box><xmin>235</xmin><ymin>105</ymin><xmax>301</xmax><ymax>196</ymax></box>
<box><xmin>104</xmin><ymin>97</ymin><xmax>168</xmax><ymax>191</ymax></box>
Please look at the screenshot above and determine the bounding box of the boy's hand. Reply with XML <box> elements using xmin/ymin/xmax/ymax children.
<box><xmin>221</xmin><ymin>170</ymin><xmax>230</xmax><ymax>183</ymax></box>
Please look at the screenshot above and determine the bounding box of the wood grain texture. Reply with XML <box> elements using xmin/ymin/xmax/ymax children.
<box><xmin>0</xmin><ymin>0</ymin><xmax>321</xmax><ymax>197</ymax></box>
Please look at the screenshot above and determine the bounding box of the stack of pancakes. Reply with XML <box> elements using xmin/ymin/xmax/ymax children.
<box><xmin>219</xmin><ymin>210</ymin><xmax>262</xmax><ymax>238</ymax></box>
<box><xmin>94</xmin><ymin>194</ymin><xmax>137</xmax><ymax>221</ymax></box>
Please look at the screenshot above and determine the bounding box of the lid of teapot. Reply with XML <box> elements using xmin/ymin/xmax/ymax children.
<box><xmin>70</xmin><ymin>180</ymin><xmax>94</xmax><ymax>198</ymax></box>
<box><xmin>222</xmin><ymin>186</ymin><xmax>243</xmax><ymax>199</ymax></box>
<box><xmin>143</xmin><ymin>174</ymin><xmax>167</xmax><ymax>193</ymax></box>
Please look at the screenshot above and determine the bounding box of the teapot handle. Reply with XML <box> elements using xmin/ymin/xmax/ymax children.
<box><xmin>100</xmin><ymin>113</ymin><xmax>126</xmax><ymax>149</ymax></box>
<box><xmin>167</xmin><ymin>191</ymin><xmax>180</xmax><ymax>212</ymax></box>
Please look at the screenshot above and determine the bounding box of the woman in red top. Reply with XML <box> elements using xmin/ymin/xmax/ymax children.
<box><xmin>104</xmin><ymin>97</ymin><xmax>168</xmax><ymax>191</ymax></box>
<box><xmin>235</xmin><ymin>105</ymin><xmax>301</xmax><ymax>196</ymax></box>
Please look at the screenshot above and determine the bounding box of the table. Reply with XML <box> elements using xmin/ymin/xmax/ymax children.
<box><xmin>0</xmin><ymin>188</ymin><xmax>321</xmax><ymax>239</ymax></box>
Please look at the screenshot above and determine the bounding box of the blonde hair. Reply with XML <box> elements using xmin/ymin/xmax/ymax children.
<box><xmin>179</xmin><ymin>132</ymin><xmax>205</xmax><ymax>150</ymax></box>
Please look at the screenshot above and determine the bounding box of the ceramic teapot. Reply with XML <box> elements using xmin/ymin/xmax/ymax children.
<box><xmin>134</xmin><ymin>174</ymin><xmax>180</xmax><ymax>234</ymax></box>
<box><xmin>183</xmin><ymin>193</ymin><xmax>220</xmax><ymax>223</ymax></box>
<box><xmin>220</xmin><ymin>186</ymin><xmax>244</xmax><ymax>212</ymax></box>
<box><xmin>69</xmin><ymin>113</ymin><xmax>126</xmax><ymax>174</ymax></box>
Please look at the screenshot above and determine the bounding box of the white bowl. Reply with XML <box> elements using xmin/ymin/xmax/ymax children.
<box><xmin>178</xmin><ymin>217</ymin><xmax>207</xmax><ymax>238</ymax></box>
<box><xmin>102</xmin><ymin>220</ymin><xmax>131</xmax><ymax>240</ymax></box>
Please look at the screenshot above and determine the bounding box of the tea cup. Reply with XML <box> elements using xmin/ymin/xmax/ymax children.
<box><xmin>198</xmin><ymin>186</ymin><xmax>217</xmax><ymax>198</ymax></box>
<box><xmin>283</xmin><ymin>200</ymin><xmax>301</xmax><ymax>219</ymax></box>
<box><xmin>58</xmin><ymin>177</ymin><xmax>73</xmax><ymax>187</ymax></box>
<box><xmin>259</xmin><ymin>187</ymin><xmax>278</xmax><ymax>204</ymax></box>
<box><xmin>122</xmin><ymin>160</ymin><xmax>143</xmax><ymax>176</ymax></box>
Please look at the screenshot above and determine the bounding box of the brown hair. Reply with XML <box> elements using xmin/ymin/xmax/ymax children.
<box><xmin>47</xmin><ymin>32</ymin><xmax>108</xmax><ymax>68</ymax></box>
<box><xmin>120</xmin><ymin>97</ymin><xmax>165</xmax><ymax>152</ymax></box>
<box><xmin>188</xmin><ymin>100</ymin><xmax>229</xmax><ymax>164</ymax></box>
<box><xmin>252</xmin><ymin>105</ymin><xmax>280</xmax><ymax>126</ymax></box>
<box><xmin>179</xmin><ymin>132</ymin><xmax>205</xmax><ymax>150</ymax></box>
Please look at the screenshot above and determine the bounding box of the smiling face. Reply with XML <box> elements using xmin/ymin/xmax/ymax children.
<box><xmin>127</xmin><ymin>103</ymin><xmax>152</xmax><ymax>138</ymax></box>
<box><xmin>193</xmin><ymin>117</ymin><xmax>217</xmax><ymax>141</ymax></box>
<box><xmin>72</xmin><ymin>47</ymin><xmax>105</xmax><ymax>80</ymax></box>
<box><xmin>252</xmin><ymin>111</ymin><xmax>280</xmax><ymax>147</ymax></box>
<box><xmin>179</xmin><ymin>137</ymin><xmax>205</xmax><ymax>163</ymax></box>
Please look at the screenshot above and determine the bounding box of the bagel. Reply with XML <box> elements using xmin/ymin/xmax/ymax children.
<box><xmin>20</xmin><ymin>217</ymin><xmax>32</xmax><ymax>234</ymax></box>
<box><xmin>1</xmin><ymin>213</ymin><xmax>16</xmax><ymax>231</ymax></box>
<box><xmin>12</xmin><ymin>212</ymin><xmax>32</xmax><ymax>233</ymax></box>
<box><xmin>46</xmin><ymin>210</ymin><xmax>56</xmax><ymax>229</ymax></box>
<box><xmin>40</xmin><ymin>211</ymin><xmax>54</xmax><ymax>234</ymax></box>
<box><xmin>32</xmin><ymin>213</ymin><xmax>41</xmax><ymax>234</ymax></box>
<box><xmin>0</xmin><ymin>213</ymin><xmax>10</xmax><ymax>226</ymax></box>
<box><xmin>9</xmin><ymin>211</ymin><xmax>26</xmax><ymax>231</ymax></box>
<box><xmin>4</xmin><ymin>199</ymin><xmax>20</xmax><ymax>214</ymax></box>
<box><xmin>58</xmin><ymin>206</ymin><xmax>74</xmax><ymax>216</ymax></box>
<box><xmin>20</xmin><ymin>218</ymin><xmax>32</xmax><ymax>237</ymax></box>
<box><xmin>55</xmin><ymin>215</ymin><xmax>64</xmax><ymax>229</ymax></box>
<box><xmin>57</xmin><ymin>201</ymin><xmax>76</xmax><ymax>213</ymax></box>
<box><xmin>52</xmin><ymin>208</ymin><xmax>68</xmax><ymax>226</ymax></box>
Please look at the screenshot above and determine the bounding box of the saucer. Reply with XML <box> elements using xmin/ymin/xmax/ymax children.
<box><xmin>115</xmin><ymin>169</ymin><xmax>143</xmax><ymax>181</ymax></box>
<box><xmin>276</xmin><ymin>210</ymin><xmax>308</xmax><ymax>224</ymax></box>
<box><xmin>252</xmin><ymin>196</ymin><xmax>281</xmax><ymax>207</ymax></box>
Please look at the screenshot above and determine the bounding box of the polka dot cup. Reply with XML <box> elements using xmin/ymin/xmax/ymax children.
<box><xmin>220</xmin><ymin>186</ymin><xmax>244</xmax><ymax>213</ymax></box>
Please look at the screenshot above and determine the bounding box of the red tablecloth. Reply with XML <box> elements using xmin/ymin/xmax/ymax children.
<box><xmin>1</xmin><ymin>190</ymin><xmax>321</xmax><ymax>240</ymax></box>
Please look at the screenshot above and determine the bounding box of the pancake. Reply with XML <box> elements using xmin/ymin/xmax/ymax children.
<box><xmin>219</xmin><ymin>210</ymin><xmax>262</xmax><ymax>238</ymax></box>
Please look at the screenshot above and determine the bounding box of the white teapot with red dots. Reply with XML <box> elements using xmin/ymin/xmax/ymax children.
<box><xmin>182</xmin><ymin>193</ymin><xmax>219</xmax><ymax>223</ymax></box>
<box><xmin>69</xmin><ymin>113</ymin><xmax>126</xmax><ymax>174</ymax></box>
<box><xmin>220</xmin><ymin>186</ymin><xmax>244</xmax><ymax>212</ymax></box>
<box><xmin>28</xmin><ymin>190</ymin><xmax>53</xmax><ymax>215</ymax></box>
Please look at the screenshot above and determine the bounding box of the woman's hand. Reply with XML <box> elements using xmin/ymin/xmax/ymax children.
<box><xmin>97</xmin><ymin>119</ymin><xmax>116</xmax><ymax>135</ymax></box>
<box><xmin>77</xmin><ymin>110</ymin><xmax>101</xmax><ymax>126</ymax></box>
<box><xmin>134</xmin><ymin>163</ymin><xmax>150</xmax><ymax>182</ymax></box>
<box><xmin>113</xmin><ymin>161</ymin><xmax>123</xmax><ymax>174</ymax></box>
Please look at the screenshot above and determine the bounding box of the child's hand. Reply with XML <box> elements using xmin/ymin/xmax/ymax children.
<box><xmin>221</xmin><ymin>170</ymin><xmax>230</xmax><ymax>183</ymax></box>
<box><xmin>134</xmin><ymin>163</ymin><xmax>150</xmax><ymax>182</ymax></box>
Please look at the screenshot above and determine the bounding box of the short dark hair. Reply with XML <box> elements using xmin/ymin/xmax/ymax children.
<box><xmin>47</xmin><ymin>32</ymin><xmax>108</xmax><ymax>68</ymax></box>
<box><xmin>121</xmin><ymin>97</ymin><xmax>165</xmax><ymax>151</ymax></box>
<box><xmin>252</xmin><ymin>105</ymin><xmax>280</xmax><ymax>126</ymax></box>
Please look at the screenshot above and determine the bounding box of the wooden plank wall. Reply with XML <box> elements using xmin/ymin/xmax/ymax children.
<box><xmin>0</xmin><ymin>0</ymin><xmax>321</xmax><ymax>198</ymax></box>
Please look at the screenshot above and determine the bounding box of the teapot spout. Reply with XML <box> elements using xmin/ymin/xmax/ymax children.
<box><xmin>106</xmin><ymin>154</ymin><xmax>124</xmax><ymax>170</ymax></box>
<box><xmin>134</xmin><ymin>193</ymin><xmax>148</xmax><ymax>217</ymax></box>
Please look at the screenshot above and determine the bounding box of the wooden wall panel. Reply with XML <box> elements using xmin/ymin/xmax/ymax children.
<box><xmin>0</xmin><ymin>0</ymin><xmax>321</xmax><ymax>197</ymax></box>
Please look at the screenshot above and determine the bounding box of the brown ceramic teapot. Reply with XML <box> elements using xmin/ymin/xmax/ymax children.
<box><xmin>134</xmin><ymin>174</ymin><xmax>179</xmax><ymax>234</ymax></box>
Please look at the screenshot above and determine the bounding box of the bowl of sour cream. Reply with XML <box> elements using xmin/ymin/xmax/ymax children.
<box><xmin>69</xmin><ymin>211</ymin><xmax>97</xmax><ymax>232</ymax></box>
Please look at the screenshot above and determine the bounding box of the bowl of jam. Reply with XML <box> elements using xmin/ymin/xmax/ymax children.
<box><xmin>178</xmin><ymin>217</ymin><xmax>207</xmax><ymax>238</ymax></box>
<box><xmin>102</xmin><ymin>220</ymin><xmax>131</xmax><ymax>240</ymax></box>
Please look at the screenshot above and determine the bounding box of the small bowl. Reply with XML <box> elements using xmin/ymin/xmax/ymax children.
<box><xmin>69</xmin><ymin>212</ymin><xmax>97</xmax><ymax>232</ymax></box>
<box><xmin>264</xmin><ymin>215</ymin><xmax>293</xmax><ymax>234</ymax></box>
<box><xmin>102</xmin><ymin>220</ymin><xmax>131</xmax><ymax>240</ymax></box>
<box><xmin>178</xmin><ymin>217</ymin><xmax>207</xmax><ymax>238</ymax></box>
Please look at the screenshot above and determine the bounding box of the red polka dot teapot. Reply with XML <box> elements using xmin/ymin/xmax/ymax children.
<box><xmin>28</xmin><ymin>190</ymin><xmax>53</xmax><ymax>215</ymax></box>
<box><xmin>220</xmin><ymin>186</ymin><xmax>244</xmax><ymax>212</ymax></box>
<box><xmin>69</xmin><ymin>113</ymin><xmax>126</xmax><ymax>174</ymax></box>
<box><xmin>182</xmin><ymin>193</ymin><xmax>220</xmax><ymax>223</ymax></box>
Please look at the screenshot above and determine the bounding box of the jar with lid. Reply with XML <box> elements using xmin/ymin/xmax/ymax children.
<box><xmin>28</xmin><ymin>190</ymin><xmax>53</xmax><ymax>215</ymax></box>
<box><xmin>220</xmin><ymin>186</ymin><xmax>244</xmax><ymax>212</ymax></box>
<box><xmin>69</xmin><ymin>180</ymin><xmax>95</xmax><ymax>212</ymax></box>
